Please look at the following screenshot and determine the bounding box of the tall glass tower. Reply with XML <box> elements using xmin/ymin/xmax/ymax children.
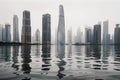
<box><xmin>42</xmin><ymin>14</ymin><xmax>51</xmax><ymax>45</ymax></box>
<box><xmin>21</xmin><ymin>10</ymin><xmax>31</xmax><ymax>44</ymax></box>
<box><xmin>103</xmin><ymin>20</ymin><xmax>108</xmax><ymax>44</ymax></box>
<box><xmin>13</xmin><ymin>15</ymin><xmax>19</xmax><ymax>42</ymax></box>
<box><xmin>57</xmin><ymin>5</ymin><xmax>65</xmax><ymax>45</ymax></box>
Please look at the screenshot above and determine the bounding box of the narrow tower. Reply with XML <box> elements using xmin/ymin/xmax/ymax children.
<box><xmin>13</xmin><ymin>15</ymin><xmax>19</xmax><ymax>42</ymax></box>
<box><xmin>57</xmin><ymin>5</ymin><xmax>65</xmax><ymax>45</ymax></box>
<box><xmin>21</xmin><ymin>10</ymin><xmax>31</xmax><ymax>44</ymax></box>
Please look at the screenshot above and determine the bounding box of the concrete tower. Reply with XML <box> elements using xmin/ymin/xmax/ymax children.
<box><xmin>35</xmin><ymin>29</ymin><xmax>40</xmax><ymax>43</ymax></box>
<box><xmin>21</xmin><ymin>10</ymin><xmax>31</xmax><ymax>44</ymax></box>
<box><xmin>5</xmin><ymin>24</ymin><xmax>11</xmax><ymax>42</ymax></box>
<box><xmin>57</xmin><ymin>5</ymin><xmax>65</xmax><ymax>45</ymax></box>
<box><xmin>13</xmin><ymin>15</ymin><xmax>19</xmax><ymax>42</ymax></box>
<box><xmin>42</xmin><ymin>14</ymin><xmax>51</xmax><ymax>45</ymax></box>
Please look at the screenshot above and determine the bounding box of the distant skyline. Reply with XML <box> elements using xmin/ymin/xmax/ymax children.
<box><xmin>0</xmin><ymin>0</ymin><xmax>120</xmax><ymax>41</ymax></box>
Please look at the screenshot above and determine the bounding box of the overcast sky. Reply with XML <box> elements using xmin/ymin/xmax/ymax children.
<box><xmin>0</xmin><ymin>0</ymin><xmax>120</xmax><ymax>41</ymax></box>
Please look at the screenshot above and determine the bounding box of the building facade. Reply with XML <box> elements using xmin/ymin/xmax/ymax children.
<box><xmin>114</xmin><ymin>24</ymin><xmax>120</xmax><ymax>44</ymax></box>
<box><xmin>13</xmin><ymin>15</ymin><xmax>19</xmax><ymax>42</ymax></box>
<box><xmin>85</xmin><ymin>28</ymin><xmax>92</xmax><ymax>44</ymax></box>
<box><xmin>103</xmin><ymin>20</ymin><xmax>109</xmax><ymax>44</ymax></box>
<box><xmin>21</xmin><ymin>10</ymin><xmax>31</xmax><ymax>43</ymax></box>
<box><xmin>35</xmin><ymin>29</ymin><xmax>40</xmax><ymax>43</ymax></box>
<box><xmin>5</xmin><ymin>24</ymin><xmax>11</xmax><ymax>42</ymax></box>
<box><xmin>57</xmin><ymin>5</ymin><xmax>65</xmax><ymax>45</ymax></box>
<box><xmin>0</xmin><ymin>24</ymin><xmax>3</xmax><ymax>42</ymax></box>
<box><xmin>42</xmin><ymin>14</ymin><xmax>51</xmax><ymax>45</ymax></box>
<box><xmin>93</xmin><ymin>23</ymin><xmax>101</xmax><ymax>44</ymax></box>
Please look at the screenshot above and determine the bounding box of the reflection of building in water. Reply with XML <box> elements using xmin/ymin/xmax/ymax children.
<box><xmin>41</xmin><ymin>45</ymin><xmax>51</xmax><ymax>74</ymax></box>
<box><xmin>56</xmin><ymin>45</ymin><xmax>65</xmax><ymax>60</ymax></box>
<box><xmin>91</xmin><ymin>45</ymin><xmax>102</xmax><ymax>70</ymax></box>
<box><xmin>35</xmin><ymin>45</ymin><xmax>40</xmax><ymax>57</ymax></box>
<box><xmin>114</xmin><ymin>45</ymin><xmax>120</xmax><ymax>71</ymax></box>
<box><xmin>74</xmin><ymin>46</ymin><xmax>84</xmax><ymax>69</ymax></box>
<box><xmin>85</xmin><ymin>45</ymin><xmax>93</xmax><ymax>57</ymax></box>
<box><xmin>56</xmin><ymin>45</ymin><xmax>66</xmax><ymax>79</ymax></box>
<box><xmin>92</xmin><ymin>45</ymin><xmax>101</xmax><ymax>59</ymax></box>
<box><xmin>114</xmin><ymin>46</ymin><xmax>120</xmax><ymax>62</ymax></box>
<box><xmin>12</xmin><ymin>46</ymin><xmax>19</xmax><ymax>70</ymax></box>
<box><xmin>66</xmin><ymin>45</ymin><xmax>72</xmax><ymax>70</ymax></box>
<box><xmin>57</xmin><ymin>60</ymin><xmax>66</xmax><ymax>79</ymax></box>
<box><xmin>102</xmin><ymin>45</ymin><xmax>111</xmax><ymax>58</ymax></box>
<box><xmin>0</xmin><ymin>46</ymin><xmax>11</xmax><ymax>61</ymax></box>
<box><xmin>21</xmin><ymin>45</ymin><xmax>31</xmax><ymax>80</ymax></box>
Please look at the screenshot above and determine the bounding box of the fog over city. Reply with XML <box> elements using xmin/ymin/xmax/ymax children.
<box><xmin>0</xmin><ymin>0</ymin><xmax>120</xmax><ymax>43</ymax></box>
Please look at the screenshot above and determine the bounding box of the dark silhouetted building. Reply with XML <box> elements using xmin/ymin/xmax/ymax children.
<box><xmin>114</xmin><ymin>24</ymin><xmax>120</xmax><ymax>44</ymax></box>
<box><xmin>93</xmin><ymin>23</ymin><xmax>101</xmax><ymax>44</ymax></box>
<box><xmin>85</xmin><ymin>28</ymin><xmax>92</xmax><ymax>44</ymax></box>
<box><xmin>5</xmin><ymin>24</ymin><xmax>11</xmax><ymax>42</ymax></box>
<box><xmin>21</xmin><ymin>10</ymin><xmax>31</xmax><ymax>44</ymax></box>
<box><xmin>42</xmin><ymin>14</ymin><xmax>51</xmax><ymax>45</ymax></box>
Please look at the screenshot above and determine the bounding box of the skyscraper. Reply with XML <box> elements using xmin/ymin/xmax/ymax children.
<box><xmin>67</xmin><ymin>28</ymin><xmax>72</xmax><ymax>45</ymax></box>
<box><xmin>5</xmin><ymin>24</ymin><xmax>11</xmax><ymax>42</ymax></box>
<box><xmin>42</xmin><ymin>14</ymin><xmax>51</xmax><ymax>45</ymax></box>
<box><xmin>93</xmin><ymin>23</ymin><xmax>101</xmax><ymax>44</ymax></box>
<box><xmin>13</xmin><ymin>15</ymin><xmax>19</xmax><ymax>42</ymax></box>
<box><xmin>0</xmin><ymin>24</ymin><xmax>3</xmax><ymax>42</ymax></box>
<box><xmin>35</xmin><ymin>29</ymin><xmax>40</xmax><ymax>43</ymax></box>
<box><xmin>21</xmin><ymin>10</ymin><xmax>31</xmax><ymax>44</ymax></box>
<box><xmin>85</xmin><ymin>28</ymin><xmax>92</xmax><ymax>44</ymax></box>
<box><xmin>2</xmin><ymin>27</ymin><xmax>6</xmax><ymax>42</ymax></box>
<box><xmin>114</xmin><ymin>24</ymin><xmax>120</xmax><ymax>44</ymax></box>
<box><xmin>57</xmin><ymin>5</ymin><xmax>65</xmax><ymax>45</ymax></box>
<box><xmin>76</xmin><ymin>28</ymin><xmax>81</xmax><ymax>44</ymax></box>
<box><xmin>103</xmin><ymin>20</ymin><xmax>109</xmax><ymax>44</ymax></box>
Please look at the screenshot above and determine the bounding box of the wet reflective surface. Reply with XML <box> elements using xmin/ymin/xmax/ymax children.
<box><xmin>0</xmin><ymin>45</ymin><xmax>120</xmax><ymax>80</ymax></box>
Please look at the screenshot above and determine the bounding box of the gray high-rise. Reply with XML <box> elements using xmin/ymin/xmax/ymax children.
<box><xmin>85</xmin><ymin>28</ymin><xmax>92</xmax><ymax>44</ymax></box>
<box><xmin>57</xmin><ymin>5</ymin><xmax>65</xmax><ymax>45</ymax></box>
<box><xmin>42</xmin><ymin>14</ymin><xmax>51</xmax><ymax>45</ymax></box>
<box><xmin>103</xmin><ymin>20</ymin><xmax>109</xmax><ymax>44</ymax></box>
<box><xmin>35</xmin><ymin>29</ymin><xmax>40</xmax><ymax>43</ymax></box>
<box><xmin>114</xmin><ymin>24</ymin><xmax>120</xmax><ymax>44</ymax></box>
<box><xmin>13</xmin><ymin>15</ymin><xmax>19</xmax><ymax>42</ymax></box>
<box><xmin>5</xmin><ymin>24</ymin><xmax>11</xmax><ymax>42</ymax></box>
<box><xmin>21</xmin><ymin>10</ymin><xmax>31</xmax><ymax>43</ymax></box>
<box><xmin>93</xmin><ymin>23</ymin><xmax>101</xmax><ymax>44</ymax></box>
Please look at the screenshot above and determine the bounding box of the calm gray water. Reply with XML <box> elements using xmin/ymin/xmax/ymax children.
<box><xmin>0</xmin><ymin>45</ymin><xmax>120</xmax><ymax>80</ymax></box>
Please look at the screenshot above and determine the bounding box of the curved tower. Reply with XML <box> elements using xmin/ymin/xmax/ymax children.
<box><xmin>57</xmin><ymin>5</ymin><xmax>65</xmax><ymax>45</ymax></box>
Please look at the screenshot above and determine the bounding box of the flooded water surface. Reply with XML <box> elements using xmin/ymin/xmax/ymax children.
<box><xmin>0</xmin><ymin>45</ymin><xmax>120</xmax><ymax>80</ymax></box>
